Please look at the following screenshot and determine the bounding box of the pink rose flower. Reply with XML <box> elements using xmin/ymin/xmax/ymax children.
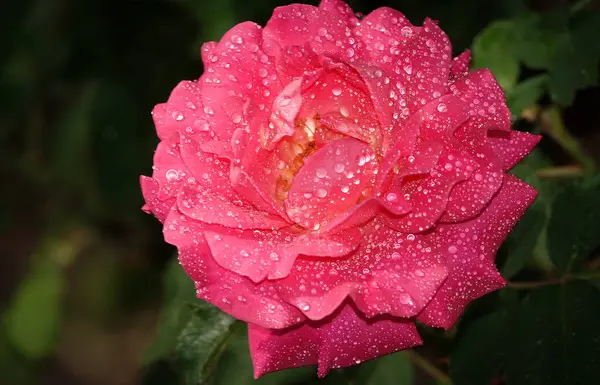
<box><xmin>141</xmin><ymin>0</ymin><xmax>540</xmax><ymax>377</ymax></box>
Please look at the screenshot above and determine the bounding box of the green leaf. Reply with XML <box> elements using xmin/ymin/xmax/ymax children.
<box><xmin>547</xmin><ymin>176</ymin><xmax>600</xmax><ymax>274</ymax></box>
<box><xmin>501</xmin><ymin>204</ymin><xmax>547</xmax><ymax>279</ymax></box>
<box><xmin>512</xmin><ymin>11</ymin><xmax>567</xmax><ymax>70</ymax></box>
<box><xmin>175</xmin><ymin>304</ymin><xmax>240</xmax><ymax>385</ymax></box>
<box><xmin>506</xmin><ymin>75</ymin><xmax>548</xmax><ymax>117</ymax></box>
<box><xmin>450</xmin><ymin>312</ymin><xmax>509</xmax><ymax>385</ymax></box>
<box><xmin>509</xmin><ymin>149</ymin><xmax>557</xmax><ymax>273</ymax></box>
<box><xmin>212</xmin><ymin>324</ymin><xmax>314</xmax><ymax>385</ymax></box>
<box><xmin>4</xmin><ymin>259</ymin><xmax>64</xmax><ymax>359</ymax></box>
<box><xmin>505</xmin><ymin>281</ymin><xmax>600</xmax><ymax>385</ymax></box>
<box><xmin>365</xmin><ymin>352</ymin><xmax>414</xmax><ymax>385</ymax></box>
<box><xmin>548</xmin><ymin>11</ymin><xmax>600</xmax><ymax>105</ymax></box>
<box><xmin>472</xmin><ymin>20</ymin><xmax>520</xmax><ymax>91</ymax></box>
<box><xmin>144</xmin><ymin>259</ymin><xmax>198</xmax><ymax>364</ymax></box>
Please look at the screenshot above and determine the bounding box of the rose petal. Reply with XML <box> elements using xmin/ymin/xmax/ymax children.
<box><xmin>399</xmin><ymin>18</ymin><xmax>452</xmax><ymax>114</ymax></box>
<box><xmin>451</xmin><ymin>69</ymin><xmax>511</xmax><ymax>131</ymax></box>
<box><xmin>201</xmin><ymin>22</ymin><xmax>280</xmax><ymax>142</ymax></box>
<box><xmin>151</xmin><ymin>81</ymin><xmax>215</xmax><ymax>142</ymax></box>
<box><xmin>384</xmin><ymin>143</ymin><xmax>478</xmax><ymax>233</ymax></box>
<box><xmin>299</xmin><ymin>64</ymin><xmax>381</xmax><ymax>146</ymax></box>
<box><xmin>319</xmin><ymin>0</ymin><xmax>359</xmax><ymax>26</ymax></box>
<box><xmin>177</xmin><ymin>134</ymin><xmax>287</xmax><ymax>229</ymax></box>
<box><xmin>263</xmin><ymin>4</ymin><xmax>320</xmax><ymax>48</ymax></box>
<box><xmin>451</xmin><ymin>49</ymin><xmax>471</xmax><ymax>78</ymax></box>
<box><xmin>163</xmin><ymin>208</ymin><xmax>304</xmax><ymax>329</ymax></box>
<box><xmin>417</xmin><ymin>174</ymin><xmax>538</xmax><ymax>329</ymax></box>
<box><xmin>140</xmin><ymin>176</ymin><xmax>175</xmax><ymax>222</ymax></box>
<box><xmin>273</xmin><ymin>221</ymin><xmax>446</xmax><ymax>320</ymax></box>
<box><xmin>250</xmin><ymin>303</ymin><xmax>422</xmax><ymax>378</ymax></box>
<box><xmin>204</xmin><ymin>227</ymin><xmax>361</xmax><ymax>282</ymax></box>
<box><xmin>488</xmin><ymin>130</ymin><xmax>542</xmax><ymax>171</ymax></box>
<box><xmin>285</xmin><ymin>138</ymin><xmax>378</xmax><ymax>229</ymax></box>
<box><xmin>440</xmin><ymin>121</ymin><xmax>504</xmax><ymax>222</ymax></box>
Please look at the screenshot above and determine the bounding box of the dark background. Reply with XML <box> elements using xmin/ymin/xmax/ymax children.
<box><xmin>1</xmin><ymin>0</ymin><xmax>599</xmax><ymax>384</ymax></box>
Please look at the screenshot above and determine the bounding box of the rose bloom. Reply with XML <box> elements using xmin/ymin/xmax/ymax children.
<box><xmin>141</xmin><ymin>0</ymin><xmax>539</xmax><ymax>378</ymax></box>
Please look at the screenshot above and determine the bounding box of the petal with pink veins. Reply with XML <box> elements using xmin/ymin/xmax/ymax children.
<box><xmin>285</xmin><ymin>138</ymin><xmax>378</xmax><ymax>230</ymax></box>
<box><xmin>250</xmin><ymin>303</ymin><xmax>422</xmax><ymax>378</ymax></box>
<box><xmin>417</xmin><ymin>174</ymin><xmax>538</xmax><ymax>329</ymax></box>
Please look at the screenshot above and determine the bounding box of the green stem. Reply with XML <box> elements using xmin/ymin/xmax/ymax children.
<box><xmin>508</xmin><ymin>272</ymin><xmax>600</xmax><ymax>289</ymax></box>
<box><xmin>536</xmin><ymin>165</ymin><xmax>585</xmax><ymax>179</ymax></box>
<box><xmin>540</xmin><ymin>107</ymin><xmax>596</xmax><ymax>175</ymax></box>
<box><xmin>402</xmin><ymin>350</ymin><xmax>452</xmax><ymax>384</ymax></box>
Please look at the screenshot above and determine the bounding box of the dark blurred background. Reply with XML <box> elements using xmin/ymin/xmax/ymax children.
<box><xmin>1</xmin><ymin>0</ymin><xmax>599</xmax><ymax>384</ymax></box>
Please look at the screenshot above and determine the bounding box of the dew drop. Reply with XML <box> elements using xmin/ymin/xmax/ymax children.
<box><xmin>165</xmin><ymin>169</ymin><xmax>179</xmax><ymax>181</ymax></box>
<box><xmin>316</xmin><ymin>188</ymin><xmax>328</xmax><ymax>198</ymax></box>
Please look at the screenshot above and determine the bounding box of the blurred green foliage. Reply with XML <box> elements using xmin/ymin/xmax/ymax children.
<box><xmin>1</xmin><ymin>0</ymin><xmax>600</xmax><ymax>385</ymax></box>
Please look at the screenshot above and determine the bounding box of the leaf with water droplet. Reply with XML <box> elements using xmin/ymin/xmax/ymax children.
<box><xmin>175</xmin><ymin>305</ymin><xmax>240</xmax><ymax>385</ymax></box>
<box><xmin>143</xmin><ymin>258</ymin><xmax>198</xmax><ymax>364</ymax></box>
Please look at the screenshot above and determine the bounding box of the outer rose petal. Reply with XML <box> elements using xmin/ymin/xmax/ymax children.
<box><xmin>417</xmin><ymin>174</ymin><xmax>537</xmax><ymax>328</ymax></box>
<box><xmin>164</xmin><ymin>209</ymin><xmax>305</xmax><ymax>329</ymax></box>
<box><xmin>273</xmin><ymin>221</ymin><xmax>448</xmax><ymax>321</ymax></box>
<box><xmin>451</xmin><ymin>50</ymin><xmax>471</xmax><ymax>78</ymax></box>
<box><xmin>249</xmin><ymin>303</ymin><xmax>422</xmax><ymax>378</ymax></box>
<box><xmin>140</xmin><ymin>176</ymin><xmax>174</xmax><ymax>222</ymax></box>
<box><xmin>451</xmin><ymin>69</ymin><xmax>511</xmax><ymax>131</ymax></box>
<box><xmin>201</xmin><ymin>22</ymin><xmax>280</xmax><ymax>142</ymax></box>
<box><xmin>440</xmin><ymin>121</ymin><xmax>504</xmax><ymax>222</ymax></box>
<box><xmin>152</xmin><ymin>81</ymin><xmax>221</xmax><ymax>143</ymax></box>
<box><xmin>398</xmin><ymin>19</ymin><xmax>452</xmax><ymax>114</ymax></box>
<box><xmin>488</xmin><ymin>130</ymin><xmax>542</xmax><ymax>171</ymax></box>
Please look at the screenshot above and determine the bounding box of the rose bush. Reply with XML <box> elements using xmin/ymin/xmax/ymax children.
<box><xmin>141</xmin><ymin>0</ymin><xmax>539</xmax><ymax>377</ymax></box>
